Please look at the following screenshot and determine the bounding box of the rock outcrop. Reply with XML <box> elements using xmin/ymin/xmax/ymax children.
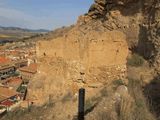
<box><xmin>80</xmin><ymin>0</ymin><xmax>160</xmax><ymax>74</ymax></box>
<box><xmin>146</xmin><ymin>2</ymin><xmax>160</xmax><ymax>74</ymax></box>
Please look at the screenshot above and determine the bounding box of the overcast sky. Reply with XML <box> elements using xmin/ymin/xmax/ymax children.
<box><xmin>0</xmin><ymin>0</ymin><xmax>93</xmax><ymax>30</ymax></box>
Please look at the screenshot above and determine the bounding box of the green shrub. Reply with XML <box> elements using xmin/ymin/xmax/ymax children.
<box><xmin>16</xmin><ymin>85</ymin><xmax>27</xmax><ymax>93</ymax></box>
<box><xmin>113</xmin><ymin>79</ymin><xmax>124</xmax><ymax>86</ymax></box>
<box><xmin>127</xmin><ymin>54</ymin><xmax>145</xmax><ymax>67</ymax></box>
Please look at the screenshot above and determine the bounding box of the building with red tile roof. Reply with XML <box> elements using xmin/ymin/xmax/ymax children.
<box><xmin>0</xmin><ymin>57</ymin><xmax>10</xmax><ymax>64</ymax></box>
<box><xmin>0</xmin><ymin>56</ymin><xmax>28</xmax><ymax>80</ymax></box>
<box><xmin>0</xmin><ymin>57</ymin><xmax>15</xmax><ymax>80</ymax></box>
<box><xmin>6</xmin><ymin>77</ymin><xmax>22</xmax><ymax>86</ymax></box>
<box><xmin>1</xmin><ymin>100</ymin><xmax>13</xmax><ymax>107</ymax></box>
<box><xmin>19</xmin><ymin>63</ymin><xmax>37</xmax><ymax>82</ymax></box>
<box><xmin>0</xmin><ymin>87</ymin><xmax>18</xmax><ymax>99</ymax></box>
<box><xmin>13</xmin><ymin>60</ymin><xmax>28</xmax><ymax>69</ymax></box>
<box><xmin>2</xmin><ymin>77</ymin><xmax>22</xmax><ymax>90</ymax></box>
<box><xmin>0</xmin><ymin>86</ymin><xmax>20</xmax><ymax>108</ymax></box>
<box><xmin>19</xmin><ymin>63</ymin><xmax>37</xmax><ymax>74</ymax></box>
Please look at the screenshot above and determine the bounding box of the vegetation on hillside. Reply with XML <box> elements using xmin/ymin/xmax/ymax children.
<box><xmin>127</xmin><ymin>54</ymin><xmax>145</xmax><ymax>67</ymax></box>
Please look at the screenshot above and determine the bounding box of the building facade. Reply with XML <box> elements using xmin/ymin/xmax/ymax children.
<box><xmin>0</xmin><ymin>64</ymin><xmax>15</xmax><ymax>80</ymax></box>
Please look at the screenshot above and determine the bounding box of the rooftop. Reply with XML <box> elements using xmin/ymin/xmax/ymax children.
<box><xmin>0</xmin><ymin>57</ymin><xmax>10</xmax><ymax>64</ymax></box>
<box><xmin>0</xmin><ymin>96</ymin><xmax>7</xmax><ymax>103</ymax></box>
<box><xmin>19</xmin><ymin>63</ymin><xmax>37</xmax><ymax>74</ymax></box>
<box><xmin>13</xmin><ymin>59</ymin><xmax>28</xmax><ymax>64</ymax></box>
<box><xmin>0</xmin><ymin>86</ymin><xmax>18</xmax><ymax>100</ymax></box>
<box><xmin>1</xmin><ymin>100</ymin><xmax>13</xmax><ymax>107</ymax></box>
<box><xmin>0</xmin><ymin>63</ymin><xmax>14</xmax><ymax>71</ymax></box>
<box><xmin>3</xmin><ymin>77</ymin><xmax>22</xmax><ymax>89</ymax></box>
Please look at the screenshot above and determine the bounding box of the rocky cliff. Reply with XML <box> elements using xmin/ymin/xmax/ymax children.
<box><xmin>26</xmin><ymin>0</ymin><xmax>160</xmax><ymax>119</ymax></box>
<box><xmin>80</xmin><ymin>0</ymin><xmax>160</xmax><ymax>74</ymax></box>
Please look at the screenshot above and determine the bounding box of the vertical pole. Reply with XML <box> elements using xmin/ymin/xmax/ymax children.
<box><xmin>27</xmin><ymin>100</ymin><xmax>30</xmax><ymax>112</ymax></box>
<box><xmin>78</xmin><ymin>88</ymin><xmax>85</xmax><ymax>120</ymax></box>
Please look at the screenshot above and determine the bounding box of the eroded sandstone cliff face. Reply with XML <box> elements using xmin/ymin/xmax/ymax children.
<box><xmin>78</xmin><ymin>0</ymin><xmax>144</xmax><ymax>48</ymax></box>
<box><xmin>80</xmin><ymin>0</ymin><xmax>160</xmax><ymax>74</ymax></box>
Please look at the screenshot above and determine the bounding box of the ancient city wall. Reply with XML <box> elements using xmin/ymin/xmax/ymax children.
<box><xmin>35</xmin><ymin>30</ymin><xmax>128</xmax><ymax>86</ymax></box>
<box><xmin>30</xmin><ymin>29</ymin><xmax>128</xmax><ymax>105</ymax></box>
<box><xmin>37</xmin><ymin>30</ymin><xmax>128</xmax><ymax>69</ymax></box>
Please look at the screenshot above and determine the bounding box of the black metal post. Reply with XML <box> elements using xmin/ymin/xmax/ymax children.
<box><xmin>78</xmin><ymin>88</ymin><xmax>85</xmax><ymax>120</ymax></box>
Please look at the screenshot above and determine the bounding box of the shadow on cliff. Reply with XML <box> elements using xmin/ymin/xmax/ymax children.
<box><xmin>144</xmin><ymin>75</ymin><xmax>160</xmax><ymax>118</ymax></box>
<box><xmin>115</xmin><ymin>1</ymin><xmax>142</xmax><ymax>16</ymax></box>
<box><xmin>137</xmin><ymin>25</ymin><xmax>155</xmax><ymax>60</ymax></box>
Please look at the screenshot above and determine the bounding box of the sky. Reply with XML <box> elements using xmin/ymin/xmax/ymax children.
<box><xmin>0</xmin><ymin>0</ymin><xmax>93</xmax><ymax>30</ymax></box>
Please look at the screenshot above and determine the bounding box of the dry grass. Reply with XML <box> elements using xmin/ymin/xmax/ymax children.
<box><xmin>86</xmin><ymin>78</ymin><xmax>156</xmax><ymax>120</ymax></box>
<box><xmin>127</xmin><ymin>78</ymin><xmax>155</xmax><ymax>120</ymax></box>
<box><xmin>118</xmin><ymin>94</ymin><xmax>134</xmax><ymax>120</ymax></box>
<box><xmin>114</xmin><ymin>78</ymin><xmax>156</xmax><ymax>120</ymax></box>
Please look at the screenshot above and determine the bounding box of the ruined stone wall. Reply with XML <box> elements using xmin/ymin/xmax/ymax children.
<box><xmin>36</xmin><ymin>29</ymin><xmax>128</xmax><ymax>79</ymax></box>
<box><xmin>37</xmin><ymin>30</ymin><xmax>128</xmax><ymax>68</ymax></box>
<box><xmin>29</xmin><ymin>29</ymin><xmax>128</xmax><ymax>105</ymax></box>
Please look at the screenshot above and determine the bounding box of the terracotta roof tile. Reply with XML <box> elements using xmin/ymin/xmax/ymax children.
<box><xmin>0</xmin><ymin>87</ymin><xmax>18</xmax><ymax>98</ymax></box>
<box><xmin>19</xmin><ymin>63</ymin><xmax>37</xmax><ymax>74</ymax></box>
<box><xmin>0</xmin><ymin>57</ymin><xmax>10</xmax><ymax>64</ymax></box>
<box><xmin>5</xmin><ymin>77</ymin><xmax>22</xmax><ymax>87</ymax></box>
<box><xmin>1</xmin><ymin>100</ymin><xmax>13</xmax><ymax>106</ymax></box>
<box><xmin>0</xmin><ymin>96</ymin><xmax>7</xmax><ymax>102</ymax></box>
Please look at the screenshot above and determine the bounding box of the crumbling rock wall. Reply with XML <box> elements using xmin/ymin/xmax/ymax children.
<box><xmin>78</xmin><ymin>0</ymin><xmax>144</xmax><ymax>48</ymax></box>
<box><xmin>28</xmin><ymin>28</ymin><xmax>128</xmax><ymax>105</ymax></box>
<box><xmin>138</xmin><ymin>0</ymin><xmax>160</xmax><ymax>74</ymax></box>
<box><xmin>79</xmin><ymin>0</ymin><xmax>160</xmax><ymax>74</ymax></box>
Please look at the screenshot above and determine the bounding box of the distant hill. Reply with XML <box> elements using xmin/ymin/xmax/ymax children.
<box><xmin>0</xmin><ymin>26</ymin><xmax>49</xmax><ymax>33</ymax></box>
<box><xmin>0</xmin><ymin>26</ymin><xmax>49</xmax><ymax>43</ymax></box>
<box><xmin>20</xmin><ymin>25</ymin><xmax>75</xmax><ymax>42</ymax></box>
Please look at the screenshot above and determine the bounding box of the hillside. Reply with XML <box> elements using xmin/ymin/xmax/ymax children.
<box><xmin>0</xmin><ymin>26</ymin><xmax>49</xmax><ymax>43</ymax></box>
